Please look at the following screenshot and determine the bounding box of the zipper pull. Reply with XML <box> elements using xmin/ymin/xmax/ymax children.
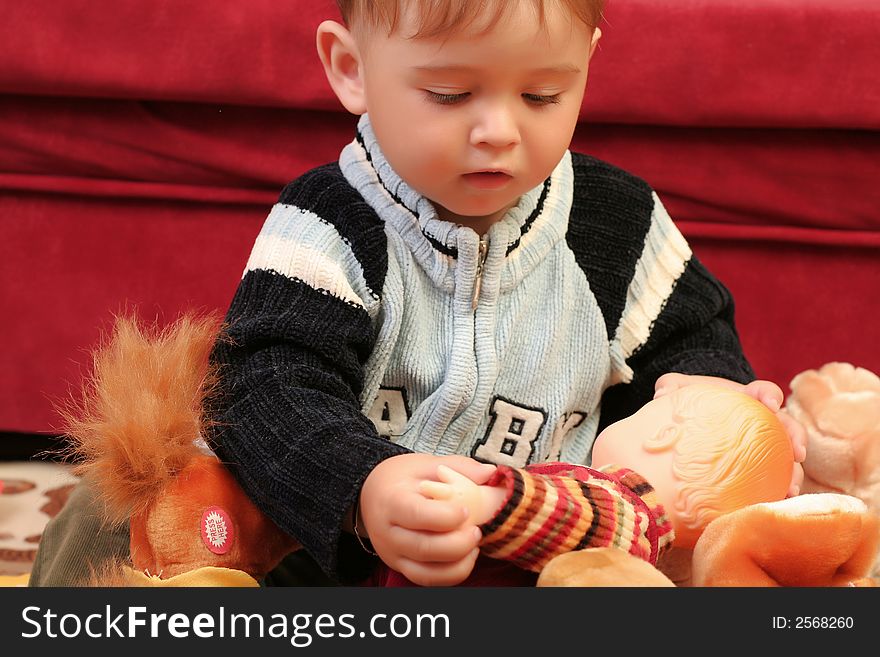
<box><xmin>472</xmin><ymin>237</ymin><xmax>489</xmax><ymax>310</ymax></box>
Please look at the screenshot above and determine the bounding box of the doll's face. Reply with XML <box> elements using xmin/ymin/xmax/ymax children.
<box><xmin>593</xmin><ymin>394</ymin><xmax>679</xmax><ymax>457</ymax></box>
<box><xmin>591</xmin><ymin>393</ymin><xmax>681</xmax><ymax>523</ymax></box>
<box><xmin>591</xmin><ymin>385</ymin><xmax>793</xmax><ymax>548</ymax></box>
<box><xmin>352</xmin><ymin>2</ymin><xmax>598</xmax><ymax>234</ymax></box>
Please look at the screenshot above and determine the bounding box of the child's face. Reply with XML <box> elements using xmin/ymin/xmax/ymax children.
<box><xmin>355</xmin><ymin>3</ymin><xmax>597</xmax><ymax>233</ymax></box>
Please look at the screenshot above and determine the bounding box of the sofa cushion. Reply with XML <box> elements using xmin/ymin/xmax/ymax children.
<box><xmin>2</xmin><ymin>0</ymin><xmax>878</xmax><ymax>128</ymax></box>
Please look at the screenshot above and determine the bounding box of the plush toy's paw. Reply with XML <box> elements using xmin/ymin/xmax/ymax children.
<box><xmin>846</xmin><ymin>577</ymin><xmax>878</xmax><ymax>587</ymax></box>
<box><xmin>786</xmin><ymin>362</ymin><xmax>880</xmax><ymax>507</ymax></box>
<box><xmin>536</xmin><ymin>548</ymin><xmax>676</xmax><ymax>587</ymax></box>
<box><xmin>692</xmin><ymin>493</ymin><xmax>880</xmax><ymax>586</ymax></box>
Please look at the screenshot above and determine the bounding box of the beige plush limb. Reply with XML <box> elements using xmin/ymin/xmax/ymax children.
<box><xmin>537</xmin><ymin>549</ymin><xmax>675</xmax><ymax>587</ymax></box>
<box><xmin>785</xmin><ymin>362</ymin><xmax>880</xmax><ymax>577</ymax></box>
<box><xmin>691</xmin><ymin>493</ymin><xmax>880</xmax><ymax>587</ymax></box>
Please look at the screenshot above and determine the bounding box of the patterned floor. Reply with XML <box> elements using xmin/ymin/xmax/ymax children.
<box><xmin>0</xmin><ymin>460</ymin><xmax>80</xmax><ymax>576</ymax></box>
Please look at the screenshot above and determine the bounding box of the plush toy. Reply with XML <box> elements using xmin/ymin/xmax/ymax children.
<box><xmin>537</xmin><ymin>368</ymin><xmax>880</xmax><ymax>587</ymax></box>
<box><xmin>783</xmin><ymin>361</ymin><xmax>880</xmax><ymax>578</ymax></box>
<box><xmin>537</xmin><ymin>492</ymin><xmax>879</xmax><ymax>587</ymax></box>
<box><xmin>690</xmin><ymin>493</ymin><xmax>878</xmax><ymax>586</ymax></box>
<box><xmin>61</xmin><ymin>313</ymin><xmax>299</xmax><ymax>586</ymax></box>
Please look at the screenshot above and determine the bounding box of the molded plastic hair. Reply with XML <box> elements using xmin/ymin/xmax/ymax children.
<box><xmin>591</xmin><ymin>383</ymin><xmax>794</xmax><ymax>548</ymax></box>
<box><xmin>659</xmin><ymin>385</ymin><xmax>793</xmax><ymax>533</ymax></box>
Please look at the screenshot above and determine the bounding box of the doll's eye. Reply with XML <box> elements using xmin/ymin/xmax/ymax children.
<box><xmin>425</xmin><ymin>90</ymin><xmax>470</xmax><ymax>105</ymax></box>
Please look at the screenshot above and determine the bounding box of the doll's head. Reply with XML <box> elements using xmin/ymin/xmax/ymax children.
<box><xmin>591</xmin><ymin>384</ymin><xmax>794</xmax><ymax>548</ymax></box>
<box><xmin>317</xmin><ymin>0</ymin><xmax>603</xmax><ymax>235</ymax></box>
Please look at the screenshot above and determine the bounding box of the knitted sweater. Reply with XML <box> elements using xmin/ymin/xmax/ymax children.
<box><xmin>478</xmin><ymin>462</ymin><xmax>674</xmax><ymax>573</ymax></box>
<box><xmin>209</xmin><ymin>114</ymin><xmax>753</xmax><ymax>582</ymax></box>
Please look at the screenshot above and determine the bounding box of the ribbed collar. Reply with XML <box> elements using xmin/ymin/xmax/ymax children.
<box><xmin>339</xmin><ymin>114</ymin><xmax>574</xmax><ymax>291</ymax></box>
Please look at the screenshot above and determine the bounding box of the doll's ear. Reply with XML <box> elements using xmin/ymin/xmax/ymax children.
<box><xmin>644</xmin><ymin>423</ymin><xmax>680</xmax><ymax>452</ymax></box>
<box><xmin>316</xmin><ymin>20</ymin><xmax>367</xmax><ymax>115</ymax></box>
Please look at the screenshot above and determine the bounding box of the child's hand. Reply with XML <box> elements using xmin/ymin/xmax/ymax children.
<box><xmin>653</xmin><ymin>373</ymin><xmax>807</xmax><ymax>497</ymax></box>
<box><xmin>358</xmin><ymin>453</ymin><xmax>496</xmax><ymax>586</ymax></box>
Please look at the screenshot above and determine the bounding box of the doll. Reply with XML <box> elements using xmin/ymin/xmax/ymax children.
<box><xmin>590</xmin><ymin>383</ymin><xmax>793</xmax><ymax>548</ymax></box>
<box><xmin>422</xmin><ymin>384</ymin><xmax>879</xmax><ymax>586</ymax></box>
<box><xmin>421</xmin><ymin>384</ymin><xmax>791</xmax><ymax>564</ymax></box>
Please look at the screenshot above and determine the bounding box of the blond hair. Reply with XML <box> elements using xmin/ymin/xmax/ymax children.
<box><xmin>335</xmin><ymin>0</ymin><xmax>605</xmax><ymax>38</ymax></box>
<box><xmin>644</xmin><ymin>385</ymin><xmax>793</xmax><ymax>533</ymax></box>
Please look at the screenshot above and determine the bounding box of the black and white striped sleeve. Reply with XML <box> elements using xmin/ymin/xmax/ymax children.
<box><xmin>208</xmin><ymin>164</ymin><xmax>409</xmax><ymax>582</ymax></box>
<box><xmin>566</xmin><ymin>154</ymin><xmax>754</xmax><ymax>431</ymax></box>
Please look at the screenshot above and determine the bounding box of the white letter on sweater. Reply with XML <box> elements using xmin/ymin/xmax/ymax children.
<box><xmin>473</xmin><ymin>398</ymin><xmax>546</xmax><ymax>467</ymax></box>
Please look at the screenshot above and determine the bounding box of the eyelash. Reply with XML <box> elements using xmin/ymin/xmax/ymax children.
<box><xmin>424</xmin><ymin>91</ymin><xmax>561</xmax><ymax>106</ymax></box>
<box><xmin>426</xmin><ymin>91</ymin><xmax>469</xmax><ymax>105</ymax></box>
<box><xmin>523</xmin><ymin>93</ymin><xmax>561</xmax><ymax>106</ymax></box>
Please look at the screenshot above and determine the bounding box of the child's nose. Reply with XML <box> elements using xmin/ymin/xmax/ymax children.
<box><xmin>469</xmin><ymin>104</ymin><xmax>521</xmax><ymax>148</ymax></box>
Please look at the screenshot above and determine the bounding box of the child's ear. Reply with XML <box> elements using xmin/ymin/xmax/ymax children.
<box><xmin>588</xmin><ymin>27</ymin><xmax>602</xmax><ymax>59</ymax></box>
<box><xmin>315</xmin><ymin>20</ymin><xmax>367</xmax><ymax>115</ymax></box>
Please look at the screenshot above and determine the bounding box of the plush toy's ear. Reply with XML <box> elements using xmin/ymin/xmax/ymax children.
<box><xmin>537</xmin><ymin>548</ymin><xmax>676</xmax><ymax>587</ymax></box>
<box><xmin>692</xmin><ymin>493</ymin><xmax>880</xmax><ymax>587</ymax></box>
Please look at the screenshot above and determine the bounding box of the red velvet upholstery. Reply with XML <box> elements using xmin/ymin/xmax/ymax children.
<box><xmin>1</xmin><ymin>0</ymin><xmax>878</xmax><ymax>434</ymax></box>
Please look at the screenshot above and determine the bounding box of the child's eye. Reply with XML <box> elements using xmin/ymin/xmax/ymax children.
<box><xmin>523</xmin><ymin>93</ymin><xmax>561</xmax><ymax>106</ymax></box>
<box><xmin>425</xmin><ymin>90</ymin><xmax>471</xmax><ymax>105</ymax></box>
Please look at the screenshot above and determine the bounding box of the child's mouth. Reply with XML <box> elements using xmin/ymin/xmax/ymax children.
<box><xmin>462</xmin><ymin>171</ymin><xmax>513</xmax><ymax>189</ymax></box>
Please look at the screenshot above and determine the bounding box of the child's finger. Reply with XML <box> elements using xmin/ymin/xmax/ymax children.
<box><xmin>395</xmin><ymin>547</ymin><xmax>481</xmax><ymax>587</ymax></box>
<box><xmin>394</xmin><ymin>492</ymin><xmax>468</xmax><ymax>531</ymax></box>
<box><xmin>436</xmin><ymin>463</ymin><xmax>479</xmax><ymax>486</ymax></box>
<box><xmin>744</xmin><ymin>379</ymin><xmax>783</xmax><ymax>411</ymax></box>
<box><xmin>390</xmin><ymin>524</ymin><xmax>482</xmax><ymax>564</ymax></box>
<box><xmin>439</xmin><ymin>456</ymin><xmax>497</xmax><ymax>485</ymax></box>
<box><xmin>787</xmin><ymin>462</ymin><xmax>804</xmax><ymax>498</ymax></box>
<box><xmin>777</xmin><ymin>410</ymin><xmax>807</xmax><ymax>462</ymax></box>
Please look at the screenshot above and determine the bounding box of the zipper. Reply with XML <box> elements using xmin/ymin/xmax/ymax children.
<box><xmin>471</xmin><ymin>237</ymin><xmax>489</xmax><ymax>310</ymax></box>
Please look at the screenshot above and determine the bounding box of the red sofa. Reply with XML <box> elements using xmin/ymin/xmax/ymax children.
<box><xmin>2</xmin><ymin>0</ymin><xmax>878</xmax><ymax>437</ymax></box>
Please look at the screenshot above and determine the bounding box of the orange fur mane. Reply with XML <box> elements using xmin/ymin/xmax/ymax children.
<box><xmin>59</xmin><ymin>312</ymin><xmax>224</xmax><ymax>523</ymax></box>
